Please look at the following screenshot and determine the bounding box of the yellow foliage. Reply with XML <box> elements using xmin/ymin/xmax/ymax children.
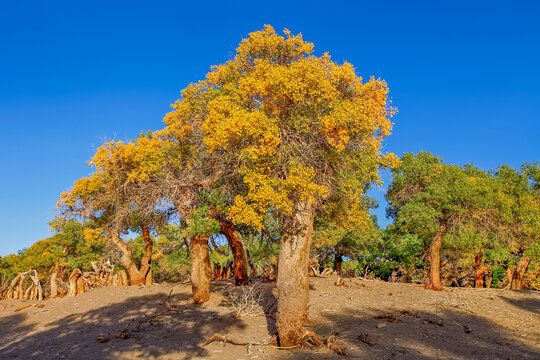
<box><xmin>83</xmin><ymin>228</ymin><xmax>107</xmax><ymax>246</ymax></box>
<box><xmin>163</xmin><ymin>25</ymin><xmax>397</xmax><ymax>230</ymax></box>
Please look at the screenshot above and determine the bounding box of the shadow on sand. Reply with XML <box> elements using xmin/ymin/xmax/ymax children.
<box><xmin>0</xmin><ymin>290</ymin><xmax>245</xmax><ymax>359</ymax></box>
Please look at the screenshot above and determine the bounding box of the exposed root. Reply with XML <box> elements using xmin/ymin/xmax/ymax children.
<box><xmin>204</xmin><ymin>334</ymin><xmax>251</xmax><ymax>346</ymax></box>
<box><xmin>326</xmin><ymin>335</ymin><xmax>347</xmax><ymax>356</ymax></box>
<box><xmin>299</xmin><ymin>330</ymin><xmax>321</xmax><ymax>349</ymax></box>
<box><xmin>204</xmin><ymin>330</ymin><xmax>346</xmax><ymax>356</ymax></box>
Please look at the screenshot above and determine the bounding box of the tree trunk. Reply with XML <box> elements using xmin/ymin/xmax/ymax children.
<box><xmin>68</xmin><ymin>269</ymin><xmax>82</xmax><ymax>296</ymax></box>
<box><xmin>334</xmin><ymin>252</ymin><xmax>343</xmax><ymax>276</ymax></box>
<box><xmin>140</xmin><ymin>226</ymin><xmax>153</xmax><ymax>285</ymax></box>
<box><xmin>111</xmin><ymin>230</ymin><xmax>153</xmax><ymax>285</ymax></box>
<box><xmin>17</xmin><ymin>273</ymin><xmax>26</xmax><ymax>300</ymax></box>
<box><xmin>511</xmin><ymin>256</ymin><xmax>530</xmax><ymax>290</ymax></box>
<box><xmin>49</xmin><ymin>265</ymin><xmax>59</xmax><ymax>299</ymax></box>
<box><xmin>111</xmin><ymin>232</ymin><xmax>143</xmax><ymax>285</ymax></box>
<box><xmin>219</xmin><ymin>220</ymin><xmax>249</xmax><ymax>285</ymax></box>
<box><xmin>474</xmin><ymin>252</ymin><xmax>486</xmax><ymax>288</ymax></box>
<box><xmin>191</xmin><ymin>235</ymin><xmax>211</xmax><ymax>304</ymax></box>
<box><xmin>429</xmin><ymin>221</ymin><xmax>447</xmax><ymax>291</ymax></box>
<box><xmin>119</xmin><ymin>270</ymin><xmax>129</xmax><ymax>286</ymax></box>
<box><xmin>276</xmin><ymin>199</ymin><xmax>315</xmax><ymax>346</ymax></box>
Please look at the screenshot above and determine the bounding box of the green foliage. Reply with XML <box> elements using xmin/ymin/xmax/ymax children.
<box><xmin>0</xmin><ymin>219</ymin><xmax>103</xmax><ymax>280</ymax></box>
<box><xmin>183</xmin><ymin>205</ymin><xmax>221</xmax><ymax>238</ymax></box>
<box><xmin>490</xmin><ymin>265</ymin><xmax>506</xmax><ymax>288</ymax></box>
<box><xmin>151</xmin><ymin>227</ymin><xmax>191</xmax><ymax>282</ymax></box>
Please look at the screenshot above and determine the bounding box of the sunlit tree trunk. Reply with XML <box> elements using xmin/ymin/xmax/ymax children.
<box><xmin>219</xmin><ymin>220</ymin><xmax>249</xmax><ymax>285</ymax></box>
<box><xmin>49</xmin><ymin>264</ymin><xmax>59</xmax><ymax>298</ymax></box>
<box><xmin>191</xmin><ymin>235</ymin><xmax>211</xmax><ymax>303</ymax></box>
<box><xmin>110</xmin><ymin>229</ymin><xmax>153</xmax><ymax>285</ymax></box>
<box><xmin>511</xmin><ymin>256</ymin><xmax>530</xmax><ymax>290</ymax></box>
<box><xmin>111</xmin><ymin>231</ymin><xmax>144</xmax><ymax>285</ymax></box>
<box><xmin>429</xmin><ymin>221</ymin><xmax>447</xmax><ymax>291</ymax></box>
<box><xmin>276</xmin><ymin>199</ymin><xmax>315</xmax><ymax>346</ymax></box>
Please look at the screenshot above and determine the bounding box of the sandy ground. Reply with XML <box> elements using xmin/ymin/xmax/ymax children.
<box><xmin>0</xmin><ymin>276</ymin><xmax>538</xmax><ymax>359</ymax></box>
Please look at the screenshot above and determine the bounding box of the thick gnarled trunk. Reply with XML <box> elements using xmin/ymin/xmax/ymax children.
<box><xmin>111</xmin><ymin>229</ymin><xmax>153</xmax><ymax>285</ymax></box>
<box><xmin>191</xmin><ymin>235</ymin><xmax>211</xmax><ymax>304</ymax></box>
<box><xmin>276</xmin><ymin>199</ymin><xmax>315</xmax><ymax>346</ymax></box>
<box><xmin>429</xmin><ymin>221</ymin><xmax>447</xmax><ymax>291</ymax></box>
<box><xmin>511</xmin><ymin>256</ymin><xmax>530</xmax><ymax>290</ymax></box>
<box><xmin>219</xmin><ymin>220</ymin><xmax>249</xmax><ymax>285</ymax></box>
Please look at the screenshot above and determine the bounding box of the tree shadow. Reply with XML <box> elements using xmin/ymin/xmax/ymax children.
<box><xmin>309</xmin><ymin>306</ymin><xmax>540</xmax><ymax>359</ymax></box>
<box><xmin>498</xmin><ymin>293</ymin><xmax>540</xmax><ymax>314</ymax></box>
<box><xmin>0</xmin><ymin>291</ymin><xmax>245</xmax><ymax>359</ymax></box>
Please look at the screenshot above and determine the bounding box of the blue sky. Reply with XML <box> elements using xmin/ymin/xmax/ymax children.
<box><xmin>0</xmin><ymin>1</ymin><xmax>538</xmax><ymax>256</ymax></box>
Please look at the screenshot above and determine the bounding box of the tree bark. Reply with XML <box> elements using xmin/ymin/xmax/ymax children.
<box><xmin>111</xmin><ymin>232</ymin><xmax>142</xmax><ymax>285</ymax></box>
<box><xmin>140</xmin><ymin>226</ymin><xmax>153</xmax><ymax>285</ymax></box>
<box><xmin>429</xmin><ymin>221</ymin><xmax>447</xmax><ymax>291</ymax></box>
<box><xmin>191</xmin><ymin>235</ymin><xmax>211</xmax><ymax>304</ymax></box>
<box><xmin>68</xmin><ymin>269</ymin><xmax>82</xmax><ymax>296</ymax></box>
<box><xmin>219</xmin><ymin>220</ymin><xmax>249</xmax><ymax>285</ymax></box>
<box><xmin>334</xmin><ymin>252</ymin><xmax>343</xmax><ymax>276</ymax></box>
<box><xmin>49</xmin><ymin>268</ymin><xmax>58</xmax><ymax>299</ymax></box>
<box><xmin>511</xmin><ymin>256</ymin><xmax>530</xmax><ymax>290</ymax></box>
<box><xmin>276</xmin><ymin>199</ymin><xmax>315</xmax><ymax>346</ymax></box>
<box><xmin>474</xmin><ymin>252</ymin><xmax>486</xmax><ymax>288</ymax></box>
<box><xmin>111</xmin><ymin>230</ymin><xmax>153</xmax><ymax>285</ymax></box>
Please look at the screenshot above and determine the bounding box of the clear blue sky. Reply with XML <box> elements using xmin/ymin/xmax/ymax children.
<box><xmin>0</xmin><ymin>1</ymin><xmax>538</xmax><ymax>256</ymax></box>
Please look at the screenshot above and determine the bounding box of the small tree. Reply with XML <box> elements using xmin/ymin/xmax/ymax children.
<box><xmin>494</xmin><ymin>163</ymin><xmax>540</xmax><ymax>289</ymax></box>
<box><xmin>58</xmin><ymin>135</ymin><xmax>172</xmax><ymax>285</ymax></box>
<box><xmin>386</xmin><ymin>152</ymin><xmax>502</xmax><ymax>290</ymax></box>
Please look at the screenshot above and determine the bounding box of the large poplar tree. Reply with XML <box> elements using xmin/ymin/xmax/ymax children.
<box><xmin>164</xmin><ymin>25</ymin><xmax>397</xmax><ymax>345</ymax></box>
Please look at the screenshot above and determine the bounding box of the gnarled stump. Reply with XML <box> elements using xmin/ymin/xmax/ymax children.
<box><xmin>68</xmin><ymin>269</ymin><xmax>83</xmax><ymax>296</ymax></box>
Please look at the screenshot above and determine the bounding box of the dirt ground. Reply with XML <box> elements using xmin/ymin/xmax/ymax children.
<box><xmin>0</xmin><ymin>276</ymin><xmax>538</xmax><ymax>359</ymax></box>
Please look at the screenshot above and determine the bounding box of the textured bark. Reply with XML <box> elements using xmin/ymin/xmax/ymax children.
<box><xmin>511</xmin><ymin>256</ymin><xmax>530</xmax><ymax>290</ymax></box>
<box><xmin>221</xmin><ymin>261</ymin><xmax>233</xmax><ymax>280</ymax></box>
<box><xmin>191</xmin><ymin>235</ymin><xmax>211</xmax><ymax>304</ymax></box>
<box><xmin>111</xmin><ymin>230</ymin><xmax>153</xmax><ymax>285</ymax></box>
<box><xmin>220</xmin><ymin>220</ymin><xmax>249</xmax><ymax>285</ymax></box>
<box><xmin>334</xmin><ymin>252</ymin><xmax>343</xmax><ymax>276</ymax></box>
<box><xmin>504</xmin><ymin>266</ymin><xmax>515</xmax><ymax>289</ymax></box>
<box><xmin>429</xmin><ymin>221</ymin><xmax>447</xmax><ymax>291</ymax></box>
<box><xmin>140</xmin><ymin>226</ymin><xmax>153</xmax><ymax>285</ymax></box>
<box><xmin>68</xmin><ymin>269</ymin><xmax>82</xmax><ymax>296</ymax></box>
<box><xmin>119</xmin><ymin>270</ymin><xmax>129</xmax><ymax>286</ymax></box>
<box><xmin>474</xmin><ymin>252</ymin><xmax>487</xmax><ymax>288</ymax></box>
<box><xmin>276</xmin><ymin>199</ymin><xmax>315</xmax><ymax>346</ymax></box>
<box><xmin>49</xmin><ymin>265</ymin><xmax>59</xmax><ymax>299</ymax></box>
<box><xmin>76</xmin><ymin>277</ymin><xmax>85</xmax><ymax>294</ymax></box>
